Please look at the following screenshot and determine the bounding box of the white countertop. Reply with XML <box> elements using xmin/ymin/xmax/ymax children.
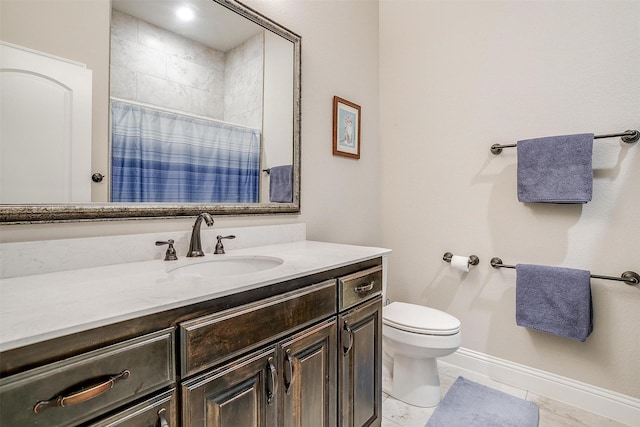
<box><xmin>0</xmin><ymin>240</ymin><xmax>390</xmax><ymax>352</ymax></box>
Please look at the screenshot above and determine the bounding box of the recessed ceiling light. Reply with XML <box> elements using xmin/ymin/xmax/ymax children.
<box><xmin>176</xmin><ymin>6</ymin><xmax>194</xmax><ymax>21</ymax></box>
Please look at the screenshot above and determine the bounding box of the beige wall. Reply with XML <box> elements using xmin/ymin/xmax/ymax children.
<box><xmin>0</xmin><ymin>0</ymin><xmax>381</xmax><ymax>247</ymax></box>
<box><xmin>379</xmin><ymin>0</ymin><xmax>640</xmax><ymax>398</ymax></box>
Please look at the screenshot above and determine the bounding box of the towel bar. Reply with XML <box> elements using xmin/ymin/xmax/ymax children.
<box><xmin>262</xmin><ymin>168</ymin><xmax>271</xmax><ymax>174</ymax></box>
<box><xmin>490</xmin><ymin>257</ymin><xmax>640</xmax><ymax>286</ymax></box>
<box><xmin>490</xmin><ymin>129</ymin><xmax>640</xmax><ymax>155</ymax></box>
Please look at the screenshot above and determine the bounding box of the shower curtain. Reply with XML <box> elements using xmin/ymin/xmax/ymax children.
<box><xmin>111</xmin><ymin>99</ymin><xmax>261</xmax><ymax>203</ymax></box>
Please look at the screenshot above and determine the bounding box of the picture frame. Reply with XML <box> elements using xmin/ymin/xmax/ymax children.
<box><xmin>332</xmin><ymin>96</ymin><xmax>361</xmax><ymax>159</ymax></box>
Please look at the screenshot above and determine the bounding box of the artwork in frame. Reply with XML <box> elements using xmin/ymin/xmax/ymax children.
<box><xmin>332</xmin><ymin>96</ymin><xmax>361</xmax><ymax>159</ymax></box>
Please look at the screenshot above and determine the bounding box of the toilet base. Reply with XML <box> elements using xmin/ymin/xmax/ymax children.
<box><xmin>391</xmin><ymin>354</ymin><xmax>441</xmax><ymax>407</ymax></box>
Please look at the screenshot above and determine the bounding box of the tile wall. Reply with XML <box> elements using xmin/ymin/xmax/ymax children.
<box><xmin>109</xmin><ymin>8</ymin><xmax>263</xmax><ymax>127</ymax></box>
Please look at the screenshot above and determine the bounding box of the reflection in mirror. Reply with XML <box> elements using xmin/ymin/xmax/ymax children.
<box><xmin>1</xmin><ymin>41</ymin><xmax>93</xmax><ymax>204</ymax></box>
<box><xmin>0</xmin><ymin>0</ymin><xmax>300</xmax><ymax>223</ymax></box>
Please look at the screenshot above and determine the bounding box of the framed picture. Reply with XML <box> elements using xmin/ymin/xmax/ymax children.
<box><xmin>332</xmin><ymin>96</ymin><xmax>361</xmax><ymax>159</ymax></box>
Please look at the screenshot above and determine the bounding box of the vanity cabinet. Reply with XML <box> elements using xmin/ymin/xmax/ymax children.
<box><xmin>0</xmin><ymin>256</ymin><xmax>384</xmax><ymax>427</ymax></box>
<box><xmin>337</xmin><ymin>266</ymin><xmax>383</xmax><ymax>427</ymax></box>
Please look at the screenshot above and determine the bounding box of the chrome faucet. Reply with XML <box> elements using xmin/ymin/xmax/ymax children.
<box><xmin>186</xmin><ymin>213</ymin><xmax>214</xmax><ymax>257</ymax></box>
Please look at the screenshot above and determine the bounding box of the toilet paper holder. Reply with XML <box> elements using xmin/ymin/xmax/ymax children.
<box><xmin>443</xmin><ymin>252</ymin><xmax>480</xmax><ymax>267</ymax></box>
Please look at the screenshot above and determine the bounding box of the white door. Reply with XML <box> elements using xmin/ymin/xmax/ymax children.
<box><xmin>0</xmin><ymin>41</ymin><xmax>92</xmax><ymax>203</ymax></box>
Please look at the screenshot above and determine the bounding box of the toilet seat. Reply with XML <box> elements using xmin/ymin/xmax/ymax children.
<box><xmin>383</xmin><ymin>302</ymin><xmax>461</xmax><ymax>336</ymax></box>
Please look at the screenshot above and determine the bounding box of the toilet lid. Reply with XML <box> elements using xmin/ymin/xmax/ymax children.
<box><xmin>383</xmin><ymin>302</ymin><xmax>461</xmax><ymax>335</ymax></box>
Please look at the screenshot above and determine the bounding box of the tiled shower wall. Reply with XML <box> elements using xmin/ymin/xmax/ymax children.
<box><xmin>224</xmin><ymin>33</ymin><xmax>264</xmax><ymax>128</ymax></box>
<box><xmin>110</xmin><ymin>8</ymin><xmax>263</xmax><ymax>128</ymax></box>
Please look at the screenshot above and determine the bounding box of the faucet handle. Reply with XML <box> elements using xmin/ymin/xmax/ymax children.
<box><xmin>214</xmin><ymin>235</ymin><xmax>236</xmax><ymax>254</ymax></box>
<box><xmin>155</xmin><ymin>239</ymin><xmax>178</xmax><ymax>261</ymax></box>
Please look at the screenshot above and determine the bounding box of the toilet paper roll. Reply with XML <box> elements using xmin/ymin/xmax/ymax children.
<box><xmin>451</xmin><ymin>255</ymin><xmax>470</xmax><ymax>272</ymax></box>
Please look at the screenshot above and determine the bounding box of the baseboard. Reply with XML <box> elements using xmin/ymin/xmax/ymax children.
<box><xmin>441</xmin><ymin>347</ymin><xmax>640</xmax><ymax>426</ymax></box>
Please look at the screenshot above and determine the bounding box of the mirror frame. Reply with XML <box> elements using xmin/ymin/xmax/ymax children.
<box><xmin>0</xmin><ymin>0</ymin><xmax>301</xmax><ymax>224</ymax></box>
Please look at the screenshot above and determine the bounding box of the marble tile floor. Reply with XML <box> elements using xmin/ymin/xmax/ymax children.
<box><xmin>382</xmin><ymin>362</ymin><xmax>630</xmax><ymax>427</ymax></box>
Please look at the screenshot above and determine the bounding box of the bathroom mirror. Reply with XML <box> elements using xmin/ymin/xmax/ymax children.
<box><xmin>0</xmin><ymin>0</ymin><xmax>301</xmax><ymax>223</ymax></box>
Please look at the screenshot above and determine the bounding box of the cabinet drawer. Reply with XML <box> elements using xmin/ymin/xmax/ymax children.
<box><xmin>180</xmin><ymin>280</ymin><xmax>336</xmax><ymax>377</ymax></box>
<box><xmin>88</xmin><ymin>388</ymin><xmax>176</xmax><ymax>427</ymax></box>
<box><xmin>0</xmin><ymin>328</ymin><xmax>175</xmax><ymax>427</ymax></box>
<box><xmin>338</xmin><ymin>265</ymin><xmax>383</xmax><ymax>311</ymax></box>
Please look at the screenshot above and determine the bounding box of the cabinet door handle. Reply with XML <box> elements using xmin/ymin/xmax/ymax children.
<box><xmin>342</xmin><ymin>322</ymin><xmax>354</xmax><ymax>355</ymax></box>
<box><xmin>157</xmin><ymin>407</ymin><xmax>169</xmax><ymax>427</ymax></box>
<box><xmin>33</xmin><ymin>370</ymin><xmax>130</xmax><ymax>414</ymax></box>
<box><xmin>266</xmin><ymin>357</ymin><xmax>277</xmax><ymax>406</ymax></box>
<box><xmin>284</xmin><ymin>349</ymin><xmax>294</xmax><ymax>395</ymax></box>
<box><xmin>354</xmin><ymin>281</ymin><xmax>375</xmax><ymax>293</ymax></box>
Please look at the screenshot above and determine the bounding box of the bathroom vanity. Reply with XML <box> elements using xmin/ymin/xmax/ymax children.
<box><xmin>0</xmin><ymin>235</ymin><xmax>389</xmax><ymax>427</ymax></box>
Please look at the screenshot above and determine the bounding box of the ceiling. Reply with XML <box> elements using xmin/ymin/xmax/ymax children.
<box><xmin>112</xmin><ymin>0</ymin><xmax>263</xmax><ymax>52</ymax></box>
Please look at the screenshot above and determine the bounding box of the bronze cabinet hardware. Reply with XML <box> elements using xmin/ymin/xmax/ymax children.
<box><xmin>342</xmin><ymin>321</ymin><xmax>353</xmax><ymax>355</ymax></box>
<box><xmin>266</xmin><ymin>357</ymin><xmax>277</xmax><ymax>406</ymax></box>
<box><xmin>354</xmin><ymin>281</ymin><xmax>375</xmax><ymax>293</ymax></box>
<box><xmin>33</xmin><ymin>370</ymin><xmax>130</xmax><ymax>414</ymax></box>
<box><xmin>157</xmin><ymin>408</ymin><xmax>169</xmax><ymax>427</ymax></box>
<box><xmin>283</xmin><ymin>349</ymin><xmax>294</xmax><ymax>395</ymax></box>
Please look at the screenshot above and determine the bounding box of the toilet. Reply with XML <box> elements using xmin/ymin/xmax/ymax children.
<box><xmin>382</xmin><ymin>301</ymin><xmax>461</xmax><ymax>407</ymax></box>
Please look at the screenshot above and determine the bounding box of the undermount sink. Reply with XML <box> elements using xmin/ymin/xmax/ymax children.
<box><xmin>167</xmin><ymin>255</ymin><xmax>284</xmax><ymax>278</ymax></box>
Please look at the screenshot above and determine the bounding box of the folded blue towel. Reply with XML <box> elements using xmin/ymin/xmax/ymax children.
<box><xmin>516</xmin><ymin>264</ymin><xmax>592</xmax><ymax>342</ymax></box>
<box><xmin>517</xmin><ymin>133</ymin><xmax>593</xmax><ymax>203</ymax></box>
<box><xmin>269</xmin><ymin>165</ymin><xmax>293</xmax><ymax>203</ymax></box>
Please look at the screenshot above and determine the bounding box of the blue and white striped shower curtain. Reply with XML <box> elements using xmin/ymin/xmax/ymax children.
<box><xmin>111</xmin><ymin>100</ymin><xmax>261</xmax><ymax>203</ymax></box>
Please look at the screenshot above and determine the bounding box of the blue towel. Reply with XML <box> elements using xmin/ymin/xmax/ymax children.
<box><xmin>269</xmin><ymin>165</ymin><xmax>293</xmax><ymax>203</ymax></box>
<box><xmin>515</xmin><ymin>264</ymin><xmax>593</xmax><ymax>342</ymax></box>
<box><xmin>517</xmin><ymin>133</ymin><xmax>593</xmax><ymax>203</ymax></box>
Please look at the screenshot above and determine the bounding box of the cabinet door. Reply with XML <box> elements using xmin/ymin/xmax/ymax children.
<box><xmin>279</xmin><ymin>319</ymin><xmax>337</xmax><ymax>427</ymax></box>
<box><xmin>182</xmin><ymin>348</ymin><xmax>278</xmax><ymax>427</ymax></box>
<box><xmin>338</xmin><ymin>297</ymin><xmax>382</xmax><ymax>427</ymax></box>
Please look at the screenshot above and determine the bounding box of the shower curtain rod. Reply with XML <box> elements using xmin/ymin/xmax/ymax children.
<box><xmin>490</xmin><ymin>129</ymin><xmax>639</xmax><ymax>155</ymax></box>
<box><xmin>490</xmin><ymin>257</ymin><xmax>640</xmax><ymax>286</ymax></box>
<box><xmin>109</xmin><ymin>97</ymin><xmax>258</xmax><ymax>131</ymax></box>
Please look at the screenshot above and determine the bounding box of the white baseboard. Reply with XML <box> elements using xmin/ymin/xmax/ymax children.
<box><xmin>442</xmin><ymin>347</ymin><xmax>640</xmax><ymax>426</ymax></box>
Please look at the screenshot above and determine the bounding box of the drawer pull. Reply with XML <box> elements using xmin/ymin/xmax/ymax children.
<box><xmin>266</xmin><ymin>357</ymin><xmax>277</xmax><ymax>406</ymax></box>
<box><xmin>33</xmin><ymin>369</ymin><xmax>131</xmax><ymax>414</ymax></box>
<box><xmin>354</xmin><ymin>281</ymin><xmax>375</xmax><ymax>293</ymax></box>
<box><xmin>158</xmin><ymin>408</ymin><xmax>169</xmax><ymax>427</ymax></box>
<box><xmin>284</xmin><ymin>349</ymin><xmax>294</xmax><ymax>395</ymax></box>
